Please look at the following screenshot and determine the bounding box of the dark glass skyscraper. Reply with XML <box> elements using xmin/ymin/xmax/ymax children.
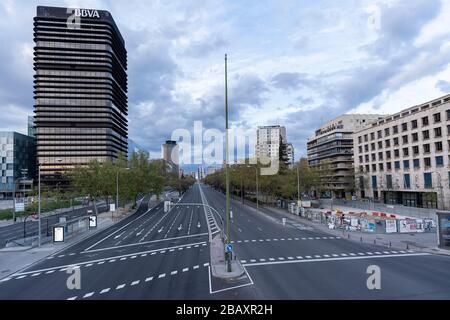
<box><xmin>33</xmin><ymin>6</ymin><xmax>127</xmax><ymax>184</ymax></box>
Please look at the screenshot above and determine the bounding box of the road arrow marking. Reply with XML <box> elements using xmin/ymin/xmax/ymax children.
<box><xmin>158</xmin><ymin>227</ymin><xmax>164</xmax><ymax>233</ymax></box>
<box><xmin>178</xmin><ymin>224</ymin><xmax>182</xmax><ymax>231</ymax></box>
<box><xmin>197</xmin><ymin>222</ymin><xmax>201</xmax><ymax>228</ymax></box>
<box><xmin>114</xmin><ymin>232</ymin><xmax>125</xmax><ymax>239</ymax></box>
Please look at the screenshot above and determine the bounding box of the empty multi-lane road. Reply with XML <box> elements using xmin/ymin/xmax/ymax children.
<box><xmin>0</xmin><ymin>183</ymin><xmax>449</xmax><ymax>299</ymax></box>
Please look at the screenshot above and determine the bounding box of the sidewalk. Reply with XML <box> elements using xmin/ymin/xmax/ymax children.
<box><xmin>0</xmin><ymin>200</ymin><xmax>107</xmax><ymax>228</ymax></box>
<box><xmin>0</xmin><ymin>198</ymin><xmax>158</xmax><ymax>281</ymax></box>
<box><xmin>227</xmin><ymin>193</ymin><xmax>450</xmax><ymax>257</ymax></box>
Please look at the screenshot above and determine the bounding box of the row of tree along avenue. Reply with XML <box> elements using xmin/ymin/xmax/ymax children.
<box><xmin>203</xmin><ymin>158</ymin><xmax>354</xmax><ymax>205</ymax></box>
<box><xmin>70</xmin><ymin>151</ymin><xmax>195</xmax><ymax>214</ymax></box>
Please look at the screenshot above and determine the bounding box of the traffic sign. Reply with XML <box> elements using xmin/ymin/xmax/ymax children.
<box><xmin>89</xmin><ymin>215</ymin><xmax>97</xmax><ymax>228</ymax></box>
<box><xmin>226</xmin><ymin>244</ymin><xmax>233</xmax><ymax>253</ymax></box>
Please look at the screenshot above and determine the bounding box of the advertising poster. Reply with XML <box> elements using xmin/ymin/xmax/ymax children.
<box><xmin>385</xmin><ymin>219</ymin><xmax>397</xmax><ymax>233</ymax></box>
<box><xmin>362</xmin><ymin>219</ymin><xmax>376</xmax><ymax>232</ymax></box>
<box><xmin>53</xmin><ymin>226</ymin><xmax>64</xmax><ymax>242</ymax></box>
<box><xmin>399</xmin><ymin>219</ymin><xmax>424</xmax><ymax>233</ymax></box>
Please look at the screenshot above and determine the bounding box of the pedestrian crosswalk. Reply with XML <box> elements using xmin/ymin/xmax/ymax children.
<box><xmin>240</xmin><ymin>250</ymin><xmax>427</xmax><ymax>266</ymax></box>
<box><xmin>231</xmin><ymin>236</ymin><xmax>341</xmax><ymax>244</ymax></box>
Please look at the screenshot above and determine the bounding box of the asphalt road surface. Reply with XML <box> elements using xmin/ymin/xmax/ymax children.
<box><xmin>0</xmin><ymin>204</ymin><xmax>108</xmax><ymax>247</ymax></box>
<box><xmin>0</xmin><ymin>183</ymin><xmax>449</xmax><ymax>300</ymax></box>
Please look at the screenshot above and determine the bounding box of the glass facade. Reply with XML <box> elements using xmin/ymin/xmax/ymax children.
<box><xmin>34</xmin><ymin>6</ymin><xmax>128</xmax><ymax>184</ymax></box>
<box><xmin>0</xmin><ymin>132</ymin><xmax>36</xmax><ymax>198</ymax></box>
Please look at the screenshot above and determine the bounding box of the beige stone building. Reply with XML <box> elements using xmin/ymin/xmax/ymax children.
<box><xmin>354</xmin><ymin>94</ymin><xmax>450</xmax><ymax>210</ymax></box>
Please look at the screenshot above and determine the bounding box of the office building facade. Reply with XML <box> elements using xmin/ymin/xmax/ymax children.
<box><xmin>307</xmin><ymin>114</ymin><xmax>383</xmax><ymax>198</ymax></box>
<box><xmin>0</xmin><ymin>132</ymin><xmax>36</xmax><ymax>198</ymax></box>
<box><xmin>354</xmin><ymin>94</ymin><xmax>450</xmax><ymax>210</ymax></box>
<box><xmin>33</xmin><ymin>6</ymin><xmax>128</xmax><ymax>184</ymax></box>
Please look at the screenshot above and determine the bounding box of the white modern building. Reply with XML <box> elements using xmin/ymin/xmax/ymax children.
<box><xmin>286</xmin><ymin>143</ymin><xmax>295</xmax><ymax>168</ymax></box>
<box><xmin>256</xmin><ymin>125</ymin><xmax>294</xmax><ymax>167</ymax></box>
<box><xmin>307</xmin><ymin>114</ymin><xmax>384</xmax><ymax>198</ymax></box>
<box><xmin>354</xmin><ymin>94</ymin><xmax>450</xmax><ymax>210</ymax></box>
<box><xmin>256</xmin><ymin>125</ymin><xmax>286</xmax><ymax>160</ymax></box>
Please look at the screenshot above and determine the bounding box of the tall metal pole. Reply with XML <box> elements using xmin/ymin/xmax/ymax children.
<box><xmin>224</xmin><ymin>54</ymin><xmax>232</xmax><ymax>272</ymax></box>
<box><xmin>256</xmin><ymin>167</ymin><xmax>259</xmax><ymax>214</ymax></box>
<box><xmin>38</xmin><ymin>164</ymin><xmax>41</xmax><ymax>247</ymax></box>
<box><xmin>297</xmin><ymin>164</ymin><xmax>300</xmax><ymax>204</ymax></box>
<box><xmin>116</xmin><ymin>170</ymin><xmax>119</xmax><ymax>213</ymax></box>
<box><xmin>13</xmin><ymin>177</ymin><xmax>16</xmax><ymax>223</ymax></box>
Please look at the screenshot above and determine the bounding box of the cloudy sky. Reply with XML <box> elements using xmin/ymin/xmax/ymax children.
<box><xmin>1</xmin><ymin>0</ymin><xmax>450</xmax><ymax>167</ymax></box>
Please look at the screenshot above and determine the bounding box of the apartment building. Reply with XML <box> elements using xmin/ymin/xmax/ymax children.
<box><xmin>307</xmin><ymin>114</ymin><xmax>383</xmax><ymax>198</ymax></box>
<box><xmin>354</xmin><ymin>94</ymin><xmax>450</xmax><ymax>210</ymax></box>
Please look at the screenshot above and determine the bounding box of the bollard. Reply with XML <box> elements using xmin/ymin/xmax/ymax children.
<box><xmin>360</xmin><ymin>236</ymin><xmax>362</xmax><ymax>243</ymax></box>
<box><xmin>389</xmin><ymin>242</ymin><xmax>391</xmax><ymax>247</ymax></box>
<box><xmin>373</xmin><ymin>239</ymin><xmax>376</xmax><ymax>245</ymax></box>
<box><xmin>347</xmin><ymin>233</ymin><xmax>350</xmax><ymax>239</ymax></box>
<box><xmin>406</xmin><ymin>243</ymin><xmax>409</xmax><ymax>250</ymax></box>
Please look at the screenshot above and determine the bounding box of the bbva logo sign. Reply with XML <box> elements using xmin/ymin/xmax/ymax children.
<box><xmin>74</xmin><ymin>8</ymin><xmax>100</xmax><ymax>18</ymax></box>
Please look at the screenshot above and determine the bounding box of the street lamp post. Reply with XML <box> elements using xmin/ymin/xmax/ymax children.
<box><xmin>116</xmin><ymin>167</ymin><xmax>130</xmax><ymax>216</ymax></box>
<box><xmin>297</xmin><ymin>164</ymin><xmax>300</xmax><ymax>205</ymax></box>
<box><xmin>247</xmin><ymin>165</ymin><xmax>258</xmax><ymax>214</ymax></box>
<box><xmin>224</xmin><ymin>54</ymin><xmax>232</xmax><ymax>272</ymax></box>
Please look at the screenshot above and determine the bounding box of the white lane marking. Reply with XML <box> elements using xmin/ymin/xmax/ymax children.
<box><xmin>296</xmin><ymin>256</ymin><xmax>303</xmax><ymax>259</ymax></box>
<box><xmin>314</xmin><ymin>255</ymin><xmax>321</xmax><ymax>258</ymax></box>
<box><xmin>85</xmin><ymin>264</ymin><xmax>93</xmax><ymax>267</ymax></box>
<box><xmin>67</xmin><ymin>296</ymin><xmax>77</xmax><ymax>300</ymax></box>
<box><xmin>31</xmin><ymin>273</ymin><xmax>41</xmax><ymax>277</ymax></box>
<box><xmin>287</xmin><ymin>256</ymin><xmax>294</xmax><ymax>260</ymax></box>
<box><xmin>171</xmin><ymin>271</ymin><xmax>178</xmax><ymax>275</ymax></box>
<box><xmin>182</xmin><ymin>268</ymin><xmax>189</xmax><ymax>272</ymax></box>
<box><xmin>269</xmin><ymin>258</ymin><xmax>275</xmax><ymax>261</ymax></box>
<box><xmin>0</xmin><ymin>278</ymin><xmax>11</xmax><ymax>282</ymax></box>
<box><xmin>83</xmin><ymin>292</ymin><xmax>94</xmax><ymax>299</ymax></box>
<box><xmin>305</xmin><ymin>256</ymin><xmax>312</xmax><ymax>259</ymax></box>
<box><xmin>278</xmin><ymin>257</ymin><xmax>285</xmax><ymax>260</ymax></box>
<box><xmin>16</xmin><ymin>275</ymin><xmax>27</xmax><ymax>279</ymax></box>
<box><xmin>160</xmin><ymin>251</ymin><xmax>166</xmax><ymax>254</ymax></box>
<box><xmin>109</xmin><ymin>259</ymin><xmax>116</xmax><ymax>263</ymax></box>
<box><xmin>114</xmin><ymin>231</ymin><xmax>125</xmax><ymax>240</ymax></box>
<box><xmin>244</xmin><ymin>253</ymin><xmax>431</xmax><ymax>267</ymax></box>
<box><xmin>158</xmin><ymin>273</ymin><xmax>166</xmax><ymax>278</ymax></box>
<box><xmin>349</xmin><ymin>253</ymin><xmax>357</xmax><ymax>256</ymax></box>
<box><xmin>116</xmin><ymin>284</ymin><xmax>126</xmax><ymax>290</ymax></box>
<box><xmin>193</xmin><ymin>265</ymin><xmax>199</xmax><ymax>269</ymax></box>
<box><xmin>257</xmin><ymin>227</ymin><xmax>263</xmax><ymax>232</ymax></box>
<box><xmin>120</xmin><ymin>258</ymin><xmax>126</xmax><ymax>261</ymax></box>
<box><xmin>169</xmin><ymin>249</ymin><xmax>175</xmax><ymax>252</ymax></box>
<box><xmin>100</xmin><ymin>288</ymin><xmax>110</xmax><ymax>294</ymax></box>
<box><xmin>145</xmin><ymin>277</ymin><xmax>153</xmax><ymax>282</ymax></box>
<box><xmin>323</xmin><ymin>254</ymin><xmax>330</xmax><ymax>258</ymax></box>
<box><xmin>241</xmin><ymin>260</ymin><xmax>247</xmax><ymax>263</ymax></box>
<box><xmin>366</xmin><ymin>252</ymin><xmax>374</xmax><ymax>255</ymax></box>
<box><xmin>130</xmin><ymin>255</ymin><xmax>137</xmax><ymax>259</ymax></box>
<box><xmin>250</xmin><ymin>259</ymin><xmax>256</xmax><ymax>263</ymax></box>
<box><xmin>259</xmin><ymin>258</ymin><xmax>266</xmax><ymax>262</ymax></box>
<box><xmin>141</xmin><ymin>254</ymin><xmax>147</xmax><ymax>257</ymax></box>
<box><xmin>340</xmin><ymin>254</ymin><xmax>348</xmax><ymax>257</ymax></box>
<box><xmin>85</xmin><ymin>205</ymin><xmax>156</xmax><ymax>251</ymax></box>
<box><xmin>357</xmin><ymin>253</ymin><xmax>365</xmax><ymax>255</ymax></box>
<box><xmin>131</xmin><ymin>280</ymin><xmax>140</xmax><ymax>286</ymax></box>
<box><xmin>390</xmin><ymin>251</ymin><xmax>398</xmax><ymax>254</ymax></box>
<box><xmin>12</xmin><ymin>241</ymin><xmax>208</xmax><ymax>277</ymax></box>
<box><xmin>45</xmin><ymin>270</ymin><xmax>55</xmax><ymax>274</ymax></box>
<box><xmin>203</xmin><ymin>262</ymin><xmax>209</xmax><ymax>267</ymax></box>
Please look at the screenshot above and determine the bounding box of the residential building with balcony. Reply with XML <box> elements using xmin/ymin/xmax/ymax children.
<box><xmin>307</xmin><ymin>114</ymin><xmax>383</xmax><ymax>198</ymax></box>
